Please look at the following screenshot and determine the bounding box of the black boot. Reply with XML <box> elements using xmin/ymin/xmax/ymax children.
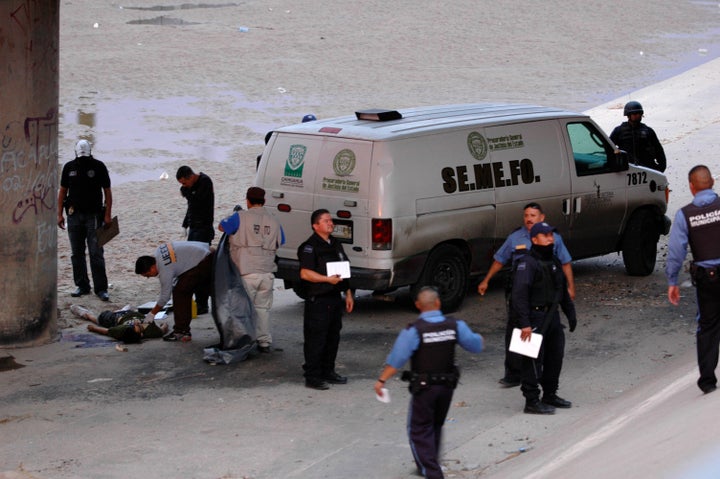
<box><xmin>542</xmin><ymin>394</ymin><xmax>572</xmax><ymax>408</ymax></box>
<box><xmin>524</xmin><ymin>399</ymin><xmax>555</xmax><ymax>415</ymax></box>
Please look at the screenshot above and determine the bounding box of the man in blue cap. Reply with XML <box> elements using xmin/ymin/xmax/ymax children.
<box><xmin>511</xmin><ymin>222</ymin><xmax>577</xmax><ymax>414</ymax></box>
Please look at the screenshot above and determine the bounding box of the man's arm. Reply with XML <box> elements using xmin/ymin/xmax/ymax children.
<box><xmin>103</xmin><ymin>187</ymin><xmax>112</xmax><ymax>224</ymax></box>
<box><xmin>477</xmin><ymin>260</ymin><xmax>504</xmax><ymax>295</ymax></box>
<box><xmin>344</xmin><ymin>289</ymin><xmax>354</xmax><ymax>313</ymax></box>
<box><xmin>57</xmin><ymin>186</ymin><xmax>68</xmax><ymax>229</ymax></box>
<box><xmin>561</xmin><ymin>262</ymin><xmax>575</xmax><ymax>300</ymax></box>
<box><xmin>300</xmin><ymin>268</ymin><xmax>343</xmax><ymax>285</ymax></box>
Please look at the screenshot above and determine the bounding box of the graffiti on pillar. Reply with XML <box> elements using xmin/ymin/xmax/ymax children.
<box><xmin>1</xmin><ymin>109</ymin><xmax>58</xmax><ymax>223</ymax></box>
<box><xmin>9</xmin><ymin>1</ymin><xmax>60</xmax><ymax>76</ymax></box>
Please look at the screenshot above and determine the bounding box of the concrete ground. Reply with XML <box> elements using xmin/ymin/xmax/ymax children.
<box><xmin>3</xmin><ymin>54</ymin><xmax>720</xmax><ymax>479</ymax></box>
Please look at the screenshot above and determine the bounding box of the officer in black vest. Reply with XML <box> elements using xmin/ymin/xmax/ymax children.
<box><xmin>667</xmin><ymin>165</ymin><xmax>720</xmax><ymax>394</ymax></box>
<box><xmin>511</xmin><ymin>222</ymin><xmax>577</xmax><ymax>414</ymax></box>
<box><xmin>298</xmin><ymin>209</ymin><xmax>354</xmax><ymax>390</ymax></box>
<box><xmin>374</xmin><ymin>287</ymin><xmax>483</xmax><ymax>479</ymax></box>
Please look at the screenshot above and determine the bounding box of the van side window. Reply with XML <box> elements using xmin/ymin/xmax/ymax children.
<box><xmin>566</xmin><ymin>122</ymin><xmax>615</xmax><ymax>176</ymax></box>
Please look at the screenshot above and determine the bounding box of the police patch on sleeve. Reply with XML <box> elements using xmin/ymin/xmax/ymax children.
<box><xmin>302</xmin><ymin>244</ymin><xmax>314</xmax><ymax>254</ymax></box>
<box><xmin>516</xmin><ymin>262</ymin><xmax>527</xmax><ymax>271</ymax></box>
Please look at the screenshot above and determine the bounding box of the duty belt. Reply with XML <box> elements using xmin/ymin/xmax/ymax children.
<box><xmin>532</xmin><ymin>305</ymin><xmax>550</xmax><ymax>312</ymax></box>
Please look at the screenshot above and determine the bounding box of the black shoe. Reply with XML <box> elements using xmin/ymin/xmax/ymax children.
<box><xmin>163</xmin><ymin>331</ymin><xmax>192</xmax><ymax>342</ymax></box>
<box><xmin>258</xmin><ymin>345</ymin><xmax>271</xmax><ymax>354</ymax></box>
<box><xmin>498</xmin><ymin>377</ymin><xmax>521</xmax><ymax>388</ymax></box>
<box><xmin>305</xmin><ymin>378</ymin><xmax>330</xmax><ymax>390</ymax></box>
<box><xmin>524</xmin><ymin>400</ymin><xmax>555</xmax><ymax>415</ymax></box>
<box><xmin>96</xmin><ymin>291</ymin><xmax>109</xmax><ymax>302</ymax></box>
<box><xmin>324</xmin><ymin>372</ymin><xmax>348</xmax><ymax>384</ymax></box>
<box><xmin>196</xmin><ymin>305</ymin><xmax>209</xmax><ymax>315</ymax></box>
<box><xmin>542</xmin><ymin>394</ymin><xmax>572</xmax><ymax>408</ymax></box>
<box><xmin>701</xmin><ymin>384</ymin><xmax>717</xmax><ymax>394</ymax></box>
<box><xmin>71</xmin><ymin>287</ymin><xmax>90</xmax><ymax>297</ymax></box>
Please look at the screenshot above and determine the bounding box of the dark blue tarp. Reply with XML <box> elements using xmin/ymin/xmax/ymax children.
<box><xmin>203</xmin><ymin>233</ymin><xmax>257</xmax><ymax>364</ymax></box>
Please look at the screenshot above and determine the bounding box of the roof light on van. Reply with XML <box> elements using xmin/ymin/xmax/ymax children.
<box><xmin>320</xmin><ymin>127</ymin><xmax>342</xmax><ymax>134</ymax></box>
<box><xmin>355</xmin><ymin>109</ymin><xmax>403</xmax><ymax>121</ymax></box>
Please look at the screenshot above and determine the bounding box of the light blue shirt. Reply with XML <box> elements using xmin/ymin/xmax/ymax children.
<box><xmin>494</xmin><ymin>228</ymin><xmax>572</xmax><ymax>265</ymax></box>
<box><xmin>666</xmin><ymin>189</ymin><xmax>720</xmax><ymax>286</ymax></box>
<box><xmin>385</xmin><ymin>310</ymin><xmax>483</xmax><ymax>369</ymax></box>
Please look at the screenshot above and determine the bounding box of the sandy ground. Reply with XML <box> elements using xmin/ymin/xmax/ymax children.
<box><xmin>54</xmin><ymin>0</ymin><xmax>720</xmax><ymax>315</ymax></box>
<box><xmin>3</xmin><ymin>0</ymin><xmax>720</xmax><ymax>478</ymax></box>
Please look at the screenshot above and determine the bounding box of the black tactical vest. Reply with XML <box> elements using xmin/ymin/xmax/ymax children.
<box><xmin>682</xmin><ymin>196</ymin><xmax>720</xmax><ymax>262</ymax></box>
<box><xmin>529</xmin><ymin>255</ymin><xmax>562</xmax><ymax>308</ymax></box>
<box><xmin>410</xmin><ymin>317</ymin><xmax>457</xmax><ymax>374</ymax></box>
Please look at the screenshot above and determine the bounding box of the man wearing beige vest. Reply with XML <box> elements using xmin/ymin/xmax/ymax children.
<box><xmin>219</xmin><ymin>187</ymin><xmax>285</xmax><ymax>353</ymax></box>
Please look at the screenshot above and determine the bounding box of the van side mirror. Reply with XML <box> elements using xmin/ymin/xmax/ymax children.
<box><xmin>609</xmin><ymin>149</ymin><xmax>629</xmax><ymax>172</ymax></box>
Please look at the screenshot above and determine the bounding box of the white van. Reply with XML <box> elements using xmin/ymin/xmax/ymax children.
<box><xmin>255</xmin><ymin>104</ymin><xmax>670</xmax><ymax>311</ymax></box>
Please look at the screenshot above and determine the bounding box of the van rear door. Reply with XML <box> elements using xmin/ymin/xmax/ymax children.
<box><xmin>311</xmin><ymin>138</ymin><xmax>373</xmax><ymax>261</ymax></box>
<box><xmin>256</xmin><ymin>133</ymin><xmax>372</xmax><ymax>265</ymax></box>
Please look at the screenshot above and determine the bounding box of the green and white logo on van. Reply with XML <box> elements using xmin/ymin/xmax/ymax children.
<box><xmin>333</xmin><ymin>149</ymin><xmax>356</xmax><ymax>176</ymax></box>
<box><xmin>467</xmin><ymin>132</ymin><xmax>488</xmax><ymax>161</ymax></box>
<box><xmin>284</xmin><ymin>144</ymin><xmax>307</xmax><ymax>178</ymax></box>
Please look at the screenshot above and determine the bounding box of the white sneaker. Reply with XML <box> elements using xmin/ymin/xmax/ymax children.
<box><xmin>70</xmin><ymin>304</ymin><xmax>93</xmax><ymax>319</ymax></box>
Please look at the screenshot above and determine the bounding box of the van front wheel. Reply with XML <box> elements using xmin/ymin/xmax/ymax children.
<box><xmin>622</xmin><ymin>210</ymin><xmax>659</xmax><ymax>276</ymax></box>
<box><xmin>411</xmin><ymin>245</ymin><xmax>469</xmax><ymax>312</ymax></box>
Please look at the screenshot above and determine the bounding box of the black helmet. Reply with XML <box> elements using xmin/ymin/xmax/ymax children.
<box><xmin>624</xmin><ymin>101</ymin><xmax>644</xmax><ymax>116</ymax></box>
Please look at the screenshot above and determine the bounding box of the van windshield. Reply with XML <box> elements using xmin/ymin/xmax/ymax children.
<box><xmin>566</xmin><ymin>122</ymin><xmax>615</xmax><ymax>176</ymax></box>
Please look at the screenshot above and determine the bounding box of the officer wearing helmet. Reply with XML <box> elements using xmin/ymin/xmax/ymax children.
<box><xmin>610</xmin><ymin>101</ymin><xmax>666</xmax><ymax>172</ymax></box>
<box><xmin>57</xmin><ymin>139</ymin><xmax>113</xmax><ymax>301</ymax></box>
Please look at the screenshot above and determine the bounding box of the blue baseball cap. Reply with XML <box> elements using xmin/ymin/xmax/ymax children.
<box><xmin>302</xmin><ymin>114</ymin><xmax>317</xmax><ymax>123</ymax></box>
<box><xmin>530</xmin><ymin>222</ymin><xmax>555</xmax><ymax>238</ymax></box>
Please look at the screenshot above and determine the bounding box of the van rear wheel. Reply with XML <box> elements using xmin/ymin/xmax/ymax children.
<box><xmin>622</xmin><ymin>210</ymin><xmax>659</xmax><ymax>276</ymax></box>
<box><xmin>411</xmin><ymin>245</ymin><xmax>469</xmax><ymax>312</ymax></box>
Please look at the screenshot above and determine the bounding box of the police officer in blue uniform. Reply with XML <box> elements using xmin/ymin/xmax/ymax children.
<box><xmin>478</xmin><ymin>202</ymin><xmax>574</xmax><ymax>387</ymax></box>
<box><xmin>667</xmin><ymin>165</ymin><xmax>720</xmax><ymax>394</ymax></box>
<box><xmin>299</xmin><ymin>209</ymin><xmax>354</xmax><ymax>390</ymax></box>
<box><xmin>374</xmin><ymin>287</ymin><xmax>483</xmax><ymax>479</ymax></box>
<box><xmin>512</xmin><ymin>222</ymin><xmax>577</xmax><ymax>414</ymax></box>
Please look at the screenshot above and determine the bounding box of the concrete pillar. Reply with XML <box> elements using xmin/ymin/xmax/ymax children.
<box><xmin>0</xmin><ymin>1</ymin><xmax>60</xmax><ymax>345</ymax></box>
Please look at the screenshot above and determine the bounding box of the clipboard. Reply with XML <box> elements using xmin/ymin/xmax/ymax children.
<box><xmin>509</xmin><ymin>328</ymin><xmax>543</xmax><ymax>359</ymax></box>
<box><xmin>96</xmin><ymin>216</ymin><xmax>119</xmax><ymax>247</ymax></box>
<box><xmin>326</xmin><ymin>260</ymin><xmax>351</xmax><ymax>279</ymax></box>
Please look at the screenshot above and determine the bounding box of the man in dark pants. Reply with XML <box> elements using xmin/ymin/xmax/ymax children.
<box><xmin>135</xmin><ymin>241</ymin><xmax>213</xmax><ymax>342</ymax></box>
<box><xmin>512</xmin><ymin>222</ymin><xmax>577</xmax><ymax>414</ymax></box>
<box><xmin>477</xmin><ymin>202</ymin><xmax>574</xmax><ymax>387</ymax></box>
<box><xmin>57</xmin><ymin>139</ymin><xmax>113</xmax><ymax>301</ymax></box>
<box><xmin>667</xmin><ymin>165</ymin><xmax>720</xmax><ymax>394</ymax></box>
<box><xmin>176</xmin><ymin>165</ymin><xmax>215</xmax><ymax>314</ymax></box>
<box><xmin>374</xmin><ymin>287</ymin><xmax>483</xmax><ymax>479</ymax></box>
<box><xmin>610</xmin><ymin>100</ymin><xmax>667</xmax><ymax>172</ymax></box>
<box><xmin>298</xmin><ymin>209</ymin><xmax>354</xmax><ymax>390</ymax></box>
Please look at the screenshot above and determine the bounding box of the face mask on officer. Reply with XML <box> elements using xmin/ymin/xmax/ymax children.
<box><xmin>530</xmin><ymin>230</ymin><xmax>555</xmax><ymax>259</ymax></box>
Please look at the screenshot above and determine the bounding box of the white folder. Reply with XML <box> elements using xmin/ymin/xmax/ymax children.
<box><xmin>509</xmin><ymin>328</ymin><xmax>543</xmax><ymax>359</ymax></box>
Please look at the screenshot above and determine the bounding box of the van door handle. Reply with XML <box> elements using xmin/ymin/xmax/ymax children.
<box><xmin>574</xmin><ymin>197</ymin><xmax>582</xmax><ymax>214</ymax></box>
<box><xmin>562</xmin><ymin>198</ymin><xmax>571</xmax><ymax>216</ymax></box>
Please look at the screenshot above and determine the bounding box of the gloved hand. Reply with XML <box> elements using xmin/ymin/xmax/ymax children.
<box><xmin>145</xmin><ymin>312</ymin><xmax>156</xmax><ymax>323</ymax></box>
<box><xmin>568</xmin><ymin>315</ymin><xmax>577</xmax><ymax>333</ymax></box>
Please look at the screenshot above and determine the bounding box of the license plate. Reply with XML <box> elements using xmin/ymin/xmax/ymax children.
<box><xmin>333</xmin><ymin>221</ymin><xmax>353</xmax><ymax>243</ymax></box>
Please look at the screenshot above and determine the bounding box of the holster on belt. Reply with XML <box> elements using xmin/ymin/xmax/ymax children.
<box><xmin>690</xmin><ymin>263</ymin><xmax>720</xmax><ymax>286</ymax></box>
<box><xmin>401</xmin><ymin>367</ymin><xmax>460</xmax><ymax>394</ymax></box>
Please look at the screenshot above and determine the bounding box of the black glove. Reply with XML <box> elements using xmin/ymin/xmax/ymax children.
<box><xmin>568</xmin><ymin>316</ymin><xmax>577</xmax><ymax>333</ymax></box>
